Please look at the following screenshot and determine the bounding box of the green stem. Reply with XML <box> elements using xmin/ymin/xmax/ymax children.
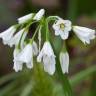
<box><xmin>45</xmin><ymin>20</ymin><xmax>49</xmax><ymax>41</ymax></box>
<box><xmin>17</xmin><ymin>21</ymin><xmax>38</xmax><ymax>49</ymax></box>
<box><xmin>45</xmin><ymin>16</ymin><xmax>59</xmax><ymax>41</ymax></box>
<box><xmin>56</xmin><ymin>58</ymin><xmax>73</xmax><ymax>96</ymax></box>
<box><xmin>30</xmin><ymin>25</ymin><xmax>40</xmax><ymax>43</ymax></box>
<box><xmin>61</xmin><ymin>41</ymin><xmax>67</xmax><ymax>52</ymax></box>
<box><xmin>47</xmin><ymin>16</ymin><xmax>59</xmax><ymax>22</ymax></box>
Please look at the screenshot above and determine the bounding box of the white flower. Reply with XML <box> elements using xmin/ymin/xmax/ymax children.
<box><xmin>59</xmin><ymin>52</ymin><xmax>69</xmax><ymax>74</ymax></box>
<box><xmin>18</xmin><ymin>13</ymin><xmax>34</xmax><ymax>24</ymax></box>
<box><xmin>73</xmin><ymin>26</ymin><xmax>95</xmax><ymax>44</ymax></box>
<box><xmin>37</xmin><ymin>41</ymin><xmax>56</xmax><ymax>75</ymax></box>
<box><xmin>13</xmin><ymin>48</ymin><xmax>23</xmax><ymax>72</ymax></box>
<box><xmin>15</xmin><ymin>43</ymin><xmax>33</xmax><ymax>69</ymax></box>
<box><xmin>8</xmin><ymin>28</ymin><xmax>27</xmax><ymax>47</ymax></box>
<box><xmin>33</xmin><ymin>9</ymin><xmax>45</xmax><ymax>20</ymax></box>
<box><xmin>0</xmin><ymin>26</ymin><xmax>16</xmax><ymax>45</ymax></box>
<box><xmin>52</xmin><ymin>18</ymin><xmax>72</xmax><ymax>40</ymax></box>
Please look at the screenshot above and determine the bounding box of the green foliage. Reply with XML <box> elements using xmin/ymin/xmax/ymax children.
<box><xmin>70</xmin><ymin>65</ymin><xmax>96</xmax><ymax>86</ymax></box>
<box><xmin>0</xmin><ymin>63</ymin><xmax>72</xmax><ymax>96</ymax></box>
<box><xmin>0</xmin><ymin>64</ymin><xmax>96</xmax><ymax>96</ymax></box>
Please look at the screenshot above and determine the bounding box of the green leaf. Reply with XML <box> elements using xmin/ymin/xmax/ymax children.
<box><xmin>20</xmin><ymin>80</ymin><xmax>34</xmax><ymax>96</ymax></box>
<box><xmin>0</xmin><ymin>81</ymin><xmax>18</xmax><ymax>96</ymax></box>
<box><xmin>0</xmin><ymin>73</ymin><xmax>19</xmax><ymax>86</ymax></box>
<box><xmin>70</xmin><ymin>65</ymin><xmax>96</xmax><ymax>86</ymax></box>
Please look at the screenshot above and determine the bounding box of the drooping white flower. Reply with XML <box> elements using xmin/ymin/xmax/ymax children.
<box><xmin>43</xmin><ymin>55</ymin><xmax>56</xmax><ymax>75</ymax></box>
<box><xmin>15</xmin><ymin>43</ymin><xmax>33</xmax><ymax>69</ymax></box>
<box><xmin>33</xmin><ymin>9</ymin><xmax>45</xmax><ymax>21</ymax></box>
<box><xmin>52</xmin><ymin>18</ymin><xmax>72</xmax><ymax>40</ymax></box>
<box><xmin>13</xmin><ymin>48</ymin><xmax>23</xmax><ymax>72</ymax></box>
<box><xmin>18</xmin><ymin>13</ymin><xmax>34</xmax><ymax>24</ymax></box>
<box><xmin>8</xmin><ymin>28</ymin><xmax>27</xmax><ymax>47</ymax></box>
<box><xmin>37</xmin><ymin>41</ymin><xmax>56</xmax><ymax>75</ymax></box>
<box><xmin>0</xmin><ymin>26</ymin><xmax>16</xmax><ymax>45</ymax></box>
<box><xmin>73</xmin><ymin>26</ymin><xmax>95</xmax><ymax>44</ymax></box>
<box><xmin>59</xmin><ymin>52</ymin><xmax>69</xmax><ymax>74</ymax></box>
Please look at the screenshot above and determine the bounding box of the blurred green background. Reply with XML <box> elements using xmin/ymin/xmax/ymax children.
<box><xmin>0</xmin><ymin>0</ymin><xmax>96</xmax><ymax>96</ymax></box>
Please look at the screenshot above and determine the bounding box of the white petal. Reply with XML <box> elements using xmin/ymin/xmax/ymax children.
<box><xmin>73</xmin><ymin>26</ymin><xmax>94</xmax><ymax>36</ymax></box>
<box><xmin>43</xmin><ymin>55</ymin><xmax>56</xmax><ymax>75</ymax></box>
<box><xmin>13</xmin><ymin>61</ymin><xmax>23</xmax><ymax>72</ymax></box>
<box><xmin>55</xmin><ymin>19</ymin><xmax>64</xmax><ymax>25</ymax></box>
<box><xmin>18</xmin><ymin>13</ymin><xmax>33</xmax><ymax>24</ymax></box>
<box><xmin>55</xmin><ymin>30</ymin><xmax>60</xmax><ymax>36</ymax></box>
<box><xmin>13</xmin><ymin>48</ymin><xmax>23</xmax><ymax>72</ymax></box>
<box><xmin>64</xmin><ymin>26</ymin><xmax>71</xmax><ymax>32</ymax></box>
<box><xmin>8</xmin><ymin>28</ymin><xmax>26</xmax><ymax>47</ymax></box>
<box><xmin>60</xmin><ymin>52</ymin><xmax>69</xmax><ymax>73</ymax></box>
<box><xmin>73</xmin><ymin>26</ymin><xmax>95</xmax><ymax>44</ymax></box>
<box><xmin>52</xmin><ymin>23</ymin><xmax>59</xmax><ymax>31</ymax></box>
<box><xmin>64</xmin><ymin>20</ymin><xmax>72</xmax><ymax>27</ymax></box>
<box><xmin>0</xmin><ymin>26</ymin><xmax>16</xmax><ymax>45</ymax></box>
<box><xmin>90</xmin><ymin>33</ymin><xmax>95</xmax><ymax>39</ymax></box>
<box><xmin>26</xmin><ymin>59</ymin><xmax>33</xmax><ymax>69</ymax></box>
<box><xmin>52</xmin><ymin>24</ymin><xmax>60</xmax><ymax>36</ymax></box>
<box><xmin>43</xmin><ymin>42</ymin><xmax>55</xmax><ymax>56</ymax></box>
<box><xmin>33</xmin><ymin>9</ymin><xmax>45</xmax><ymax>20</ymax></box>
<box><xmin>13</xmin><ymin>48</ymin><xmax>20</xmax><ymax>60</ymax></box>
<box><xmin>16</xmin><ymin>44</ymin><xmax>32</xmax><ymax>64</ymax></box>
<box><xmin>60</xmin><ymin>31</ymin><xmax>69</xmax><ymax>40</ymax></box>
<box><xmin>78</xmin><ymin>34</ymin><xmax>91</xmax><ymax>44</ymax></box>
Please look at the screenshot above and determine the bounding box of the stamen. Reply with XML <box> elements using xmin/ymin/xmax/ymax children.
<box><xmin>60</xmin><ymin>23</ymin><xmax>65</xmax><ymax>31</ymax></box>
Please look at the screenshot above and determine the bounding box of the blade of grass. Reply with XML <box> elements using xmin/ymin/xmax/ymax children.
<box><xmin>0</xmin><ymin>81</ymin><xmax>18</xmax><ymax>96</ymax></box>
<box><xmin>0</xmin><ymin>72</ymin><xmax>19</xmax><ymax>86</ymax></box>
<box><xmin>20</xmin><ymin>80</ymin><xmax>34</xmax><ymax>96</ymax></box>
<box><xmin>70</xmin><ymin>65</ymin><xmax>96</xmax><ymax>86</ymax></box>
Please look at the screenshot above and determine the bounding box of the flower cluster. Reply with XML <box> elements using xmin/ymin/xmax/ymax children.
<box><xmin>0</xmin><ymin>9</ymin><xmax>95</xmax><ymax>75</ymax></box>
